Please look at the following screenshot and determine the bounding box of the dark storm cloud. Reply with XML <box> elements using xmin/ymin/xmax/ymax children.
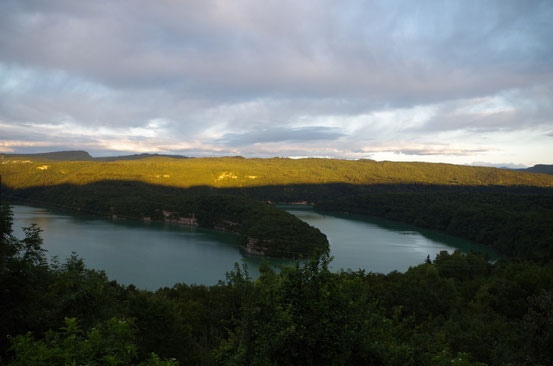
<box><xmin>217</xmin><ymin>126</ymin><xmax>346</xmax><ymax>146</ymax></box>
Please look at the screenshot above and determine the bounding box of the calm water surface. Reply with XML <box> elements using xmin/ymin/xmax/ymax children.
<box><xmin>11</xmin><ymin>204</ymin><xmax>494</xmax><ymax>290</ymax></box>
<box><xmin>283</xmin><ymin>206</ymin><xmax>497</xmax><ymax>274</ymax></box>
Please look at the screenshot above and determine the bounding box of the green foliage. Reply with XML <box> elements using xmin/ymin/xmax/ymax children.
<box><xmin>216</xmin><ymin>251</ymin><xmax>416</xmax><ymax>365</ymax></box>
<box><xmin>3</xmin><ymin>181</ymin><xmax>328</xmax><ymax>258</ymax></box>
<box><xmin>316</xmin><ymin>192</ymin><xmax>553</xmax><ymax>259</ymax></box>
<box><xmin>1</xmin><ymin>203</ymin><xmax>14</xmax><ymax>237</ymax></box>
<box><xmin>2</xmin><ymin>156</ymin><xmax>553</xmax><ymax>190</ymax></box>
<box><xmin>522</xmin><ymin>290</ymin><xmax>553</xmax><ymax>365</ymax></box>
<box><xmin>3</xmin><ymin>203</ymin><xmax>553</xmax><ymax>364</ymax></box>
<box><xmin>7</xmin><ymin>317</ymin><xmax>177</xmax><ymax>365</ymax></box>
<box><xmin>431</xmin><ymin>351</ymin><xmax>487</xmax><ymax>366</ymax></box>
<box><xmin>3</xmin><ymin>155</ymin><xmax>553</xmax><ymax>259</ymax></box>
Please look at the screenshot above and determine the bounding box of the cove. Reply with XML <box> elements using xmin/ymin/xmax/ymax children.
<box><xmin>11</xmin><ymin>204</ymin><xmax>494</xmax><ymax>290</ymax></box>
<box><xmin>282</xmin><ymin>205</ymin><xmax>498</xmax><ymax>274</ymax></box>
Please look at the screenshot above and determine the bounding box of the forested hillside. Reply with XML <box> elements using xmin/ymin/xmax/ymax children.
<box><xmin>2</xmin><ymin>182</ymin><xmax>327</xmax><ymax>259</ymax></box>
<box><xmin>3</xmin><ymin>155</ymin><xmax>553</xmax><ymax>259</ymax></box>
<box><xmin>2</xmin><ymin>155</ymin><xmax>553</xmax><ymax>190</ymax></box>
<box><xmin>316</xmin><ymin>192</ymin><xmax>553</xmax><ymax>260</ymax></box>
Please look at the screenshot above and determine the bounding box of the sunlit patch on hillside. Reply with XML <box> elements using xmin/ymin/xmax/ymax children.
<box><xmin>2</xmin><ymin>160</ymin><xmax>32</xmax><ymax>164</ymax></box>
<box><xmin>36</xmin><ymin>165</ymin><xmax>49</xmax><ymax>170</ymax></box>
<box><xmin>217</xmin><ymin>172</ymin><xmax>238</xmax><ymax>181</ymax></box>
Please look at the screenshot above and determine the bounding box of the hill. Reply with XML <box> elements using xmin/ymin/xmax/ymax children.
<box><xmin>3</xmin><ymin>154</ymin><xmax>553</xmax><ymax>259</ymax></box>
<box><xmin>518</xmin><ymin>164</ymin><xmax>553</xmax><ymax>175</ymax></box>
<box><xmin>0</xmin><ymin>150</ymin><xmax>94</xmax><ymax>161</ymax></box>
<box><xmin>2</xmin><ymin>181</ymin><xmax>328</xmax><ymax>259</ymax></box>
<box><xmin>2</xmin><ymin>155</ymin><xmax>553</xmax><ymax>190</ymax></box>
<box><xmin>315</xmin><ymin>192</ymin><xmax>553</xmax><ymax>259</ymax></box>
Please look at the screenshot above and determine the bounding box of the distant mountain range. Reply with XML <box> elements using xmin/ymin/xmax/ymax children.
<box><xmin>0</xmin><ymin>150</ymin><xmax>190</xmax><ymax>162</ymax></box>
<box><xmin>515</xmin><ymin>164</ymin><xmax>553</xmax><ymax>175</ymax></box>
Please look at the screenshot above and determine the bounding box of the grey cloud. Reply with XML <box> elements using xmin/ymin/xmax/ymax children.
<box><xmin>1</xmin><ymin>0</ymin><xmax>552</xmax><ymax>164</ymax></box>
<box><xmin>1</xmin><ymin>0</ymin><xmax>552</xmax><ymax>104</ymax></box>
<box><xmin>217</xmin><ymin>126</ymin><xmax>346</xmax><ymax>146</ymax></box>
<box><xmin>358</xmin><ymin>142</ymin><xmax>490</xmax><ymax>157</ymax></box>
<box><xmin>397</xmin><ymin>148</ymin><xmax>488</xmax><ymax>156</ymax></box>
<box><xmin>407</xmin><ymin>82</ymin><xmax>553</xmax><ymax>133</ymax></box>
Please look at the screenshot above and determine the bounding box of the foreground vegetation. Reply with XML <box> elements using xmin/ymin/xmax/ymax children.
<box><xmin>316</xmin><ymin>192</ymin><xmax>553</xmax><ymax>260</ymax></box>
<box><xmin>2</xmin><ymin>204</ymin><xmax>552</xmax><ymax>365</ymax></box>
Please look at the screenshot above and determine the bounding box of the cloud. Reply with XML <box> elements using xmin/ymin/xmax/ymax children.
<box><xmin>1</xmin><ymin>0</ymin><xmax>551</xmax><ymax>102</ymax></box>
<box><xmin>0</xmin><ymin>0</ymin><xmax>552</xmax><ymax>165</ymax></box>
<box><xmin>359</xmin><ymin>143</ymin><xmax>489</xmax><ymax>157</ymax></box>
<box><xmin>217</xmin><ymin>126</ymin><xmax>346</xmax><ymax>146</ymax></box>
<box><xmin>470</xmin><ymin>161</ymin><xmax>527</xmax><ymax>169</ymax></box>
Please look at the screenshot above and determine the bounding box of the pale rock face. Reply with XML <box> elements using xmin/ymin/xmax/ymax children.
<box><xmin>242</xmin><ymin>238</ymin><xmax>267</xmax><ymax>256</ymax></box>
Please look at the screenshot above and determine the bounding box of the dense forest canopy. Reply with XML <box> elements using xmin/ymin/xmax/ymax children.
<box><xmin>2</xmin><ymin>154</ymin><xmax>553</xmax><ymax>190</ymax></box>
<box><xmin>316</xmin><ymin>192</ymin><xmax>553</xmax><ymax>260</ymax></box>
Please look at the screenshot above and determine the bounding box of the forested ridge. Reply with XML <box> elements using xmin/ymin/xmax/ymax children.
<box><xmin>316</xmin><ymin>192</ymin><xmax>553</xmax><ymax>260</ymax></box>
<box><xmin>2</xmin><ymin>155</ymin><xmax>553</xmax><ymax>189</ymax></box>
<box><xmin>2</xmin><ymin>205</ymin><xmax>553</xmax><ymax>365</ymax></box>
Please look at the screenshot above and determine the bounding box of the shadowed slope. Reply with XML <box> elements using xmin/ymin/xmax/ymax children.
<box><xmin>2</xmin><ymin>180</ymin><xmax>328</xmax><ymax>259</ymax></box>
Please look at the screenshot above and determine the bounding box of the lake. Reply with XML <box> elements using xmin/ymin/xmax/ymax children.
<box><xmin>11</xmin><ymin>204</ymin><xmax>494</xmax><ymax>290</ymax></box>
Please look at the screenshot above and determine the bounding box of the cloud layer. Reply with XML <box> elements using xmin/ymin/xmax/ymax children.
<box><xmin>1</xmin><ymin>0</ymin><xmax>552</xmax><ymax>165</ymax></box>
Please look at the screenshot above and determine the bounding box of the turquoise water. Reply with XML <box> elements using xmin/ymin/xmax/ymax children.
<box><xmin>11</xmin><ymin>204</ymin><xmax>494</xmax><ymax>290</ymax></box>
<box><xmin>283</xmin><ymin>206</ymin><xmax>497</xmax><ymax>274</ymax></box>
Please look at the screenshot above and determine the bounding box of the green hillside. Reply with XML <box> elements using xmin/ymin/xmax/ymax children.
<box><xmin>2</xmin><ymin>181</ymin><xmax>328</xmax><ymax>259</ymax></box>
<box><xmin>316</xmin><ymin>192</ymin><xmax>553</xmax><ymax>259</ymax></box>
<box><xmin>3</xmin><ymin>155</ymin><xmax>553</xmax><ymax>259</ymax></box>
<box><xmin>2</xmin><ymin>155</ymin><xmax>553</xmax><ymax>190</ymax></box>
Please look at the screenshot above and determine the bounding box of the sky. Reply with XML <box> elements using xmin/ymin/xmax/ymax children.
<box><xmin>1</xmin><ymin>0</ymin><xmax>552</xmax><ymax>167</ymax></box>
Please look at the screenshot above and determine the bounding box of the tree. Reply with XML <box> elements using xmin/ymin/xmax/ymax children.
<box><xmin>7</xmin><ymin>317</ymin><xmax>177</xmax><ymax>365</ymax></box>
